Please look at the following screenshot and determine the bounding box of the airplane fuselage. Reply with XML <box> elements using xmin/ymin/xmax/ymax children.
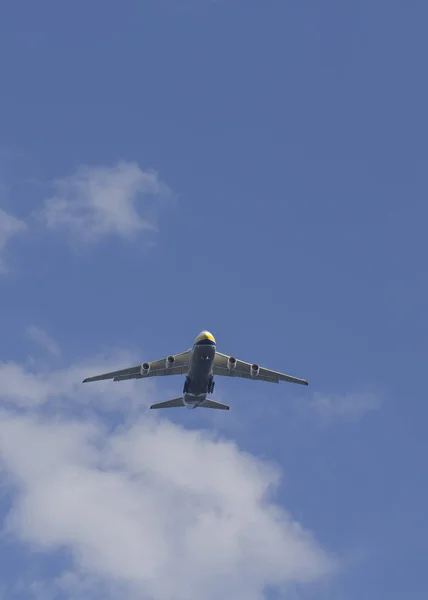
<box><xmin>183</xmin><ymin>337</ymin><xmax>216</xmax><ymax>409</ymax></box>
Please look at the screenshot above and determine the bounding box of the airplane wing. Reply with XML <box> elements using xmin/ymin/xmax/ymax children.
<box><xmin>82</xmin><ymin>350</ymin><xmax>190</xmax><ymax>383</ymax></box>
<box><xmin>213</xmin><ymin>352</ymin><xmax>308</xmax><ymax>385</ymax></box>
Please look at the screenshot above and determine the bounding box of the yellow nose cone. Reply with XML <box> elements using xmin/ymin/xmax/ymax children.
<box><xmin>195</xmin><ymin>330</ymin><xmax>216</xmax><ymax>344</ymax></box>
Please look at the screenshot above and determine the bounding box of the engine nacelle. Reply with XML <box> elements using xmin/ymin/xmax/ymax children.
<box><xmin>166</xmin><ymin>355</ymin><xmax>175</xmax><ymax>369</ymax></box>
<box><xmin>250</xmin><ymin>363</ymin><xmax>260</xmax><ymax>377</ymax></box>
<box><xmin>140</xmin><ymin>362</ymin><xmax>150</xmax><ymax>376</ymax></box>
<box><xmin>227</xmin><ymin>356</ymin><xmax>237</xmax><ymax>370</ymax></box>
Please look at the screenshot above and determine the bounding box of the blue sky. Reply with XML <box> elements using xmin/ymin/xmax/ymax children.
<box><xmin>0</xmin><ymin>1</ymin><xmax>427</xmax><ymax>599</ymax></box>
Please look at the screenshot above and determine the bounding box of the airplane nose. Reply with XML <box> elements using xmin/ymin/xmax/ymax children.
<box><xmin>194</xmin><ymin>330</ymin><xmax>216</xmax><ymax>345</ymax></box>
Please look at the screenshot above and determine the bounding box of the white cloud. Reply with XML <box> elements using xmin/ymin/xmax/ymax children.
<box><xmin>0</xmin><ymin>207</ymin><xmax>27</xmax><ymax>273</ymax></box>
<box><xmin>0</xmin><ymin>350</ymin><xmax>153</xmax><ymax>412</ymax></box>
<box><xmin>0</xmin><ymin>361</ymin><xmax>55</xmax><ymax>407</ymax></box>
<box><xmin>26</xmin><ymin>325</ymin><xmax>61</xmax><ymax>357</ymax></box>
<box><xmin>0</xmin><ymin>355</ymin><xmax>336</xmax><ymax>600</ymax></box>
<box><xmin>40</xmin><ymin>161</ymin><xmax>170</xmax><ymax>242</ymax></box>
<box><xmin>304</xmin><ymin>392</ymin><xmax>382</xmax><ymax>425</ymax></box>
<box><xmin>20</xmin><ymin>572</ymin><xmax>126</xmax><ymax>600</ymax></box>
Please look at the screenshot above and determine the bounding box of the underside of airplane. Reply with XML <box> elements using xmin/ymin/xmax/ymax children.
<box><xmin>82</xmin><ymin>331</ymin><xmax>308</xmax><ymax>410</ymax></box>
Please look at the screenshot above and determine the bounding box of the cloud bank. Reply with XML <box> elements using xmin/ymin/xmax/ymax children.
<box><xmin>0</xmin><ymin>354</ymin><xmax>336</xmax><ymax>600</ymax></box>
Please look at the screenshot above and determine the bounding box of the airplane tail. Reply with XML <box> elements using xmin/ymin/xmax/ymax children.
<box><xmin>149</xmin><ymin>397</ymin><xmax>230</xmax><ymax>410</ymax></box>
<box><xmin>150</xmin><ymin>397</ymin><xmax>185</xmax><ymax>409</ymax></box>
<box><xmin>201</xmin><ymin>399</ymin><xmax>230</xmax><ymax>410</ymax></box>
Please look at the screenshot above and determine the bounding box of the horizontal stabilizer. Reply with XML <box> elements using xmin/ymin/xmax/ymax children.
<box><xmin>200</xmin><ymin>399</ymin><xmax>230</xmax><ymax>410</ymax></box>
<box><xmin>150</xmin><ymin>397</ymin><xmax>185</xmax><ymax>410</ymax></box>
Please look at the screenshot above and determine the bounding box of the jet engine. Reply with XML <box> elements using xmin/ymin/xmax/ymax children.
<box><xmin>227</xmin><ymin>356</ymin><xmax>237</xmax><ymax>370</ymax></box>
<box><xmin>250</xmin><ymin>363</ymin><xmax>260</xmax><ymax>377</ymax></box>
<box><xmin>166</xmin><ymin>355</ymin><xmax>175</xmax><ymax>369</ymax></box>
<box><xmin>140</xmin><ymin>362</ymin><xmax>150</xmax><ymax>376</ymax></box>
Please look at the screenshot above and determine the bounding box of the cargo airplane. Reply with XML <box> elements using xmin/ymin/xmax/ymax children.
<box><xmin>82</xmin><ymin>331</ymin><xmax>308</xmax><ymax>410</ymax></box>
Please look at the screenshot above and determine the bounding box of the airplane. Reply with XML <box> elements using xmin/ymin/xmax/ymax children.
<box><xmin>82</xmin><ymin>330</ymin><xmax>308</xmax><ymax>411</ymax></box>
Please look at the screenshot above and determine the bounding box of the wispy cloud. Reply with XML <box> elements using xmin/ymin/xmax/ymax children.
<box><xmin>0</xmin><ymin>353</ymin><xmax>336</xmax><ymax>600</ymax></box>
<box><xmin>26</xmin><ymin>326</ymin><xmax>61</xmax><ymax>357</ymax></box>
<box><xmin>0</xmin><ymin>207</ymin><xmax>27</xmax><ymax>274</ymax></box>
<box><xmin>40</xmin><ymin>161</ymin><xmax>170</xmax><ymax>243</ymax></box>
<box><xmin>0</xmin><ymin>349</ymin><xmax>153</xmax><ymax>412</ymax></box>
<box><xmin>302</xmin><ymin>392</ymin><xmax>382</xmax><ymax>425</ymax></box>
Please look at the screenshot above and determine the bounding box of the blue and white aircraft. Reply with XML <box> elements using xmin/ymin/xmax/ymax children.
<box><xmin>83</xmin><ymin>331</ymin><xmax>308</xmax><ymax>410</ymax></box>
